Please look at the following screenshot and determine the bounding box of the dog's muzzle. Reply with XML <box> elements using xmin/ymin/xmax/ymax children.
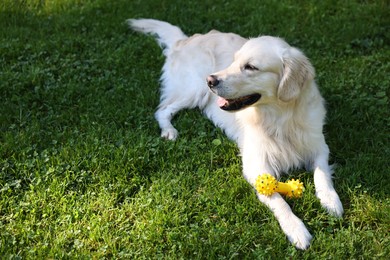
<box><xmin>206</xmin><ymin>75</ymin><xmax>261</xmax><ymax>111</ymax></box>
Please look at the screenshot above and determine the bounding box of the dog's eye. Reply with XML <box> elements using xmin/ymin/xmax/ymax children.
<box><xmin>244</xmin><ymin>64</ymin><xmax>258</xmax><ymax>71</ymax></box>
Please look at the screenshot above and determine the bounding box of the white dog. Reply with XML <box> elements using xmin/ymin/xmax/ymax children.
<box><xmin>128</xmin><ymin>19</ymin><xmax>343</xmax><ymax>249</ymax></box>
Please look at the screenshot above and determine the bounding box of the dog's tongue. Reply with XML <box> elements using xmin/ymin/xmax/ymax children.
<box><xmin>217</xmin><ymin>96</ymin><xmax>229</xmax><ymax>107</ymax></box>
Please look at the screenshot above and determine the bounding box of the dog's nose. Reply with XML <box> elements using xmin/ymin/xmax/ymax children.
<box><xmin>207</xmin><ymin>75</ymin><xmax>220</xmax><ymax>88</ymax></box>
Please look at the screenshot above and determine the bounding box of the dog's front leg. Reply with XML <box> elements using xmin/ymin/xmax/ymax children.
<box><xmin>313</xmin><ymin>145</ymin><xmax>344</xmax><ymax>217</ymax></box>
<box><xmin>256</xmin><ymin>192</ymin><xmax>313</xmax><ymax>250</ymax></box>
<box><xmin>242</xmin><ymin>163</ymin><xmax>312</xmax><ymax>249</ymax></box>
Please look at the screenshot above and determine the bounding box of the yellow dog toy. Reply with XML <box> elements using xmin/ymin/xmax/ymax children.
<box><xmin>255</xmin><ymin>173</ymin><xmax>305</xmax><ymax>198</ymax></box>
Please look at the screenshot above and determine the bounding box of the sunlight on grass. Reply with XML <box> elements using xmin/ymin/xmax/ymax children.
<box><xmin>1</xmin><ymin>0</ymin><xmax>94</xmax><ymax>14</ymax></box>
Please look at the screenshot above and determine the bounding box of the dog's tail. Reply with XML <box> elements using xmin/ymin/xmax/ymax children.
<box><xmin>127</xmin><ymin>19</ymin><xmax>187</xmax><ymax>55</ymax></box>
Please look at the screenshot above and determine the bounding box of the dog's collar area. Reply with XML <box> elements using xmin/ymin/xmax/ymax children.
<box><xmin>218</xmin><ymin>93</ymin><xmax>261</xmax><ymax>111</ymax></box>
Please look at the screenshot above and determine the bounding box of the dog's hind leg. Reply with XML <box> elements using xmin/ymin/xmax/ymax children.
<box><xmin>155</xmin><ymin>85</ymin><xmax>209</xmax><ymax>140</ymax></box>
<box><xmin>155</xmin><ymin>64</ymin><xmax>211</xmax><ymax>140</ymax></box>
<box><xmin>155</xmin><ymin>100</ymin><xmax>184</xmax><ymax>140</ymax></box>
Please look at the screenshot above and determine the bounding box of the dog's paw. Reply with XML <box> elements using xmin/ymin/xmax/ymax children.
<box><xmin>161</xmin><ymin>127</ymin><xmax>178</xmax><ymax>140</ymax></box>
<box><xmin>316</xmin><ymin>189</ymin><xmax>344</xmax><ymax>217</ymax></box>
<box><xmin>278</xmin><ymin>213</ymin><xmax>312</xmax><ymax>250</ymax></box>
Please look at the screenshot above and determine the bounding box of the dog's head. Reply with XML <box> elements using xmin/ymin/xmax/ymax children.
<box><xmin>207</xmin><ymin>36</ymin><xmax>315</xmax><ymax>111</ymax></box>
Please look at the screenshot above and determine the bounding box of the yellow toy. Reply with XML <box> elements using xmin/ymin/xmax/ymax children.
<box><xmin>255</xmin><ymin>173</ymin><xmax>304</xmax><ymax>198</ymax></box>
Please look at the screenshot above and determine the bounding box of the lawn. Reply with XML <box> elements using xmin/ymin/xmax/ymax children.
<box><xmin>0</xmin><ymin>0</ymin><xmax>389</xmax><ymax>258</ymax></box>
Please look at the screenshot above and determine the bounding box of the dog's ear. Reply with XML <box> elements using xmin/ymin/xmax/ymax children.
<box><xmin>278</xmin><ymin>48</ymin><xmax>315</xmax><ymax>102</ymax></box>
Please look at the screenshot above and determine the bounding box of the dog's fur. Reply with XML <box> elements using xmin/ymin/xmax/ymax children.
<box><xmin>128</xmin><ymin>19</ymin><xmax>343</xmax><ymax>249</ymax></box>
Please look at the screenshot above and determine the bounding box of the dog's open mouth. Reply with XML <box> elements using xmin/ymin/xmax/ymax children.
<box><xmin>217</xmin><ymin>94</ymin><xmax>261</xmax><ymax>111</ymax></box>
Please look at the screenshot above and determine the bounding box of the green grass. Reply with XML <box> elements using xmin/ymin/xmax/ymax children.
<box><xmin>1</xmin><ymin>0</ymin><xmax>389</xmax><ymax>258</ymax></box>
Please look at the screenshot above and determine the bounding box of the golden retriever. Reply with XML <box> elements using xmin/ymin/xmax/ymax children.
<box><xmin>128</xmin><ymin>19</ymin><xmax>343</xmax><ymax>249</ymax></box>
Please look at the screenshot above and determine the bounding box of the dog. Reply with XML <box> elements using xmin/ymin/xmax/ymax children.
<box><xmin>128</xmin><ymin>19</ymin><xmax>343</xmax><ymax>249</ymax></box>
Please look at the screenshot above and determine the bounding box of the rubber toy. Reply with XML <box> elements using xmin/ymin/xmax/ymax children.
<box><xmin>255</xmin><ymin>173</ymin><xmax>304</xmax><ymax>198</ymax></box>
